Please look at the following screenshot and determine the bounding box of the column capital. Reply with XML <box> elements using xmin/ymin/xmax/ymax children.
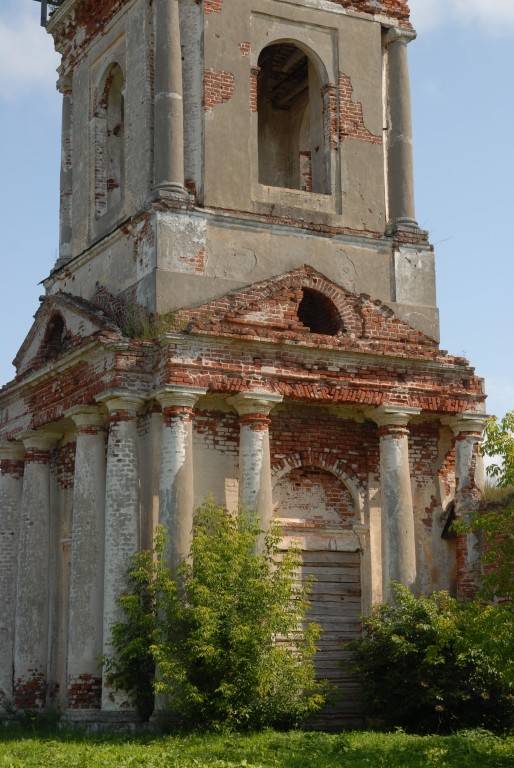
<box><xmin>443</xmin><ymin>413</ymin><xmax>488</xmax><ymax>437</ymax></box>
<box><xmin>95</xmin><ymin>390</ymin><xmax>146</xmax><ymax>418</ymax></box>
<box><xmin>0</xmin><ymin>442</ymin><xmax>25</xmax><ymax>462</ymax></box>
<box><xmin>228</xmin><ymin>391</ymin><xmax>283</xmax><ymax>417</ymax></box>
<box><xmin>155</xmin><ymin>386</ymin><xmax>207</xmax><ymax>411</ymax></box>
<box><xmin>20</xmin><ymin>429</ymin><xmax>63</xmax><ymax>453</ymax></box>
<box><xmin>366</xmin><ymin>405</ymin><xmax>421</xmax><ymax>429</ymax></box>
<box><xmin>65</xmin><ymin>404</ymin><xmax>107</xmax><ymax>430</ymax></box>
<box><xmin>384</xmin><ymin>27</ymin><xmax>417</xmax><ymax>47</ymax></box>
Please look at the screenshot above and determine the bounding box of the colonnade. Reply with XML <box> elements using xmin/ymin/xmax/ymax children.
<box><xmin>0</xmin><ymin>390</ymin><xmax>485</xmax><ymax>718</ymax></box>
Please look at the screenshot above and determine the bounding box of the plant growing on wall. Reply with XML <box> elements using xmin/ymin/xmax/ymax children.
<box><xmin>103</xmin><ymin>500</ymin><xmax>327</xmax><ymax>730</ymax></box>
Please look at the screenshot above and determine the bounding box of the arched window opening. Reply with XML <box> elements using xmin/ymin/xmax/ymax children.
<box><xmin>41</xmin><ymin>314</ymin><xmax>68</xmax><ymax>359</ymax></box>
<box><xmin>95</xmin><ymin>63</ymin><xmax>125</xmax><ymax>218</ymax></box>
<box><xmin>297</xmin><ymin>288</ymin><xmax>343</xmax><ymax>336</ymax></box>
<box><xmin>257</xmin><ymin>43</ymin><xmax>329</xmax><ymax>194</ymax></box>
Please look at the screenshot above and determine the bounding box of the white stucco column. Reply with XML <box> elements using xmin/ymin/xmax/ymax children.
<box><xmin>155</xmin><ymin>386</ymin><xmax>206</xmax><ymax>572</ymax></box>
<box><xmin>55</xmin><ymin>76</ymin><xmax>73</xmax><ymax>270</ymax></box>
<box><xmin>14</xmin><ymin>429</ymin><xmax>61</xmax><ymax>709</ymax></box>
<box><xmin>153</xmin><ymin>0</ymin><xmax>188</xmax><ymax>199</ymax></box>
<box><xmin>384</xmin><ymin>27</ymin><xmax>419</xmax><ymax>233</ymax></box>
<box><xmin>447</xmin><ymin>414</ymin><xmax>487</xmax><ymax>600</ymax></box>
<box><xmin>65</xmin><ymin>406</ymin><xmax>106</xmax><ymax>712</ymax></box>
<box><xmin>370</xmin><ymin>406</ymin><xmax>420</xmax><ymax>600</ymax></box>
<box><xmin>0</xmin><ymin>443</ymin><xmax>25</xmax><ymax>703</ymax></box>
<box><xmin>229</xmin><ymin>392</ymin><xmax>283</xmax><ymax>533</ymax></box>
<box><xmin>96</xmin><ymin>391</ymin><xmax>144</xmax><ymax>714</ymax></box>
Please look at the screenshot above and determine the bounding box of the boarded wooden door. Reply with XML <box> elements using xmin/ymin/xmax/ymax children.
<box><xmin>273</xmin><ymin>466</ymin><xmax>362</xmax><ymax>728</ymax></box>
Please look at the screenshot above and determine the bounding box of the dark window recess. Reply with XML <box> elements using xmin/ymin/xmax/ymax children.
<box><xmin>257</xmin><ymin>42</ymin><xmax>329</xmax><ymax>194</ymax></box>
<box><xmin>41</xmin><ymin>314</ymin><xmax>68</xmax><ymax>358</ymax></box>
<box><xmin>297</xmin><ymin>288</ymin><xmax>343</xmax><ymax>336</ymax></box>
<box><xmin>441</xmin><ymin>501</ymin><xmax>457</xmax><ymax>540</ymax></box>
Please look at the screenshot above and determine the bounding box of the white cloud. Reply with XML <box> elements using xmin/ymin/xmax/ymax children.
<box><xmin>0</xmin><ymin>6</ymin><xmax>60</xmax><ymax>100</ymax></box>
<box><xmin>409</xmin><ymin>0</ymin><xmax>514</xmax><ymax>35</ymax></box>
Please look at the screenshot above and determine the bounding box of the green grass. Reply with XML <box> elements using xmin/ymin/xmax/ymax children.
<box><xmin>0</xmin><ymin>728</ymin><xmax>513</xmax><ymax>767</ymax></box>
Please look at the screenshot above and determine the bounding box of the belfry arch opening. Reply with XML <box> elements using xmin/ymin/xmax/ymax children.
<box><xmin>257</xmin><ymin>43</ymin><xmax>329</xmax><ymax>194</ymax></box>
<box><xmin>297</xmin><ymin>288</ymin><xmax>343</xmax><ymax>336</ymax></box>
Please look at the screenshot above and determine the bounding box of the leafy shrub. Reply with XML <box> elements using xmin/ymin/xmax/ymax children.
<box><xmin>345</xmin><ymin>584</ymin><xmax>514</xmax><ymax>734</ymax></box>
<box><xmin>104</xmin><ymin>500</ymin><xmax>326</xmax><ymax>731</ymax></box>
<box><xmin>456</xmin><ymin>411</ymin><xmax>514</xmax><ymax>601</ymax></box>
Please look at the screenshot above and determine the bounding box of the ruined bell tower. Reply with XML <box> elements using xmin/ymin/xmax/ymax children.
<box><xmin>0</xmin><ymin>0</ymin><xmax>486</xmax><ymax>729</ymax></box>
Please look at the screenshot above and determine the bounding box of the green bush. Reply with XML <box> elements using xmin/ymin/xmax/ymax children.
<box><xmin>345</xmin><ymin>584</ymin><xmax>514</xmax><ymax>734</ymax></box>
<box><xmin>104</xmin><ymin>500</ymin><xmax>326</xmax><ymax>731</ymax></box>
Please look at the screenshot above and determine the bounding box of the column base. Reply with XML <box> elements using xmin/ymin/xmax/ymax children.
<box><xmin>386</xmin><ymin>217</ymin><xmax>428</xmax><ymax>239</ymax></box>
<box><xmin>153</xmin><ymin>183</ymin><xmax>191</xmax><ymax>202</ymax></box>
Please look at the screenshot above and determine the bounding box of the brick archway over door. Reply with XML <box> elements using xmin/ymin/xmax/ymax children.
<box><xmin>273</xmin><ymin>466</ymin><xmax>363</xmax><ymax>728</ymax></box>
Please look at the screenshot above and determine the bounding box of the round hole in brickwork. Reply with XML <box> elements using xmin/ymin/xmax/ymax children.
<box><xmin>297</xmin><ymin>288</ymin><xmax>343</xmax><ymax>336</ymax></box>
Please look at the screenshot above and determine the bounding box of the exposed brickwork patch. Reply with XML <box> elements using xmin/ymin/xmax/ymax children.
<box><xmin>194</xmin><ymin>411</ymin><xmax>239</xmax><ymax>454</ymax></box>
<box><xmin>14</xmin><ymin>671</ymin><xmax>46</xmax><ymax>709</ymax></box>
<box><xmin>271</xmin><ymin>413</ymin><xmax>378</xmax><ymax>490</ymax></box>
<box><xmin>179</xmin><ymin>247</ymin><xmax>206</xmax><ymax>273</ymax></box>
<box><xmin>339</xmin><ymin>74</ymin><xmax>382</xmax><ymax>144</ymax></box>
<box><xmin>51</xmin><ymin>442</ymin><xmax>76</xmax><ymax>490</ymax></box>
<box><xmin>67</xmin><ymin>674</ymin><xmax>102</xmax><ymax>709</ymax></box>
<box><xmin>0</xmin><ymin>458</ymin><xmax>24</xmax><ymax>479</ymax></box>
<box><xmin>239</xmin><ymin>42</ymin><xmax>251</xmax><ymax>56</ymax></box>
<box><xmin>204</xmin><ymin>69</ymin><xmax>235</xmax><ymax>112</ymax></box>
<box><xmin>205</xmin><ymin>0</ymin><xmax>223</xmax><ymax>14</ymax></box>
<box><xmin>250</xmin><ymin>67</ymin><xmax>260</xmax><ymax>113</ymax></box>
<box><xmin>274</xmin><ymin>465</ymin><xmax>358</xmax><ymax>529</ymax></box>
<box><xmin>327</xmin><ymin>0</ymin><xmax>411</xmax><ymax>26</ymax></box>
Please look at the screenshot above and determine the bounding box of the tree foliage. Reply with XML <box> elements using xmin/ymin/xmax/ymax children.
<box><xmin>459</xmin><ymin>411</ymin><xmax>514</xmax><ymax>600</ymax></box>
<box><xmin>481</xmin><ymin>411</ymin><xmax>514</xmax><ymax>488</ymax></box>
<box><xmin>346</xmin><ymin>584</ymin><xmax>514</xmax><ymax>734</ymax></box>
<box><xmin>104</xmin><ymin>500</ymin><xmax>326</xmax><ymax>731</ymax></box>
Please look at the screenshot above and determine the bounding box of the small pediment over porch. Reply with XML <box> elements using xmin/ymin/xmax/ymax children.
<box><xmin>13</xmin><ymin>293</ymin><xmax>122</xmax><ymax>377</ymax></box>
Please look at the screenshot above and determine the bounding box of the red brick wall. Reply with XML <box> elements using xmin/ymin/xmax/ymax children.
<box><xmin>204</xmin><ymin>69</ymin><xmax>235</xmax><ymax>112</ymax></box>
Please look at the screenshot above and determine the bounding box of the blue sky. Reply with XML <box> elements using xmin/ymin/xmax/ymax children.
<box><xmin>1</xmin><ymin>0</ymin><xmax>513</xmax><ymax>420</ymax></box>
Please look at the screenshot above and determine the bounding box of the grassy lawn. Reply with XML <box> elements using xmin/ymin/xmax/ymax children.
<box><xmin>0</xmin><ymin>728</ymin><xmax>513</xmax><ymax>767</ymax></box>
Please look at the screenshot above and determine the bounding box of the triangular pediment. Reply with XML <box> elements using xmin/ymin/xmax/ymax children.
<box><xmin>14</xmin><ymin>292</ymin><xmax>122</xmax><ymax>377</ymax></box>
<box><xmin>177</xmin><ymin>266</ymin><xmax>442</xmax><ymax>360</ymax></box>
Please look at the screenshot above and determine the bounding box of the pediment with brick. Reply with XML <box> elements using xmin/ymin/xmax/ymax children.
<box><xmin>177</xmin><ymin>266</ymin><xmax>451</xmax><ymax>363</ymax></box>
<box><xmin>13</xmin><ymin>292</ymin><xmax>121</xmax><ymax>377</ymax></box>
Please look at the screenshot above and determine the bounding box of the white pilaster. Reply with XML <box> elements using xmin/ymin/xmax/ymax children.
<box><xmin>229</xmin><ymin>392</ymin><xmax>283</xmax><ymax>533</ymax></box>
<box><xmin>65</xmin><ymin>406</ymin><xmax>107</xmax><ymax>711</ymax></box>
<box><xmin>14</xmin><ymin>430</ymin><xmax>61</xmax><ymax>709</ymax></box>
<box><xmin>55</xmin><ymin>76</ymin><xmax>73</xmax><ymax>270</ymax></box>
<box><xmin>96</xmin><ymin>391</ymin><xmax>144</xmax><ymax>713</ymax></box>
<box><xmin>0</xmin><ymin>443</ymin><xmax>25</xmax><ymax>703</ymax></box>
<box><xmin>369</xmin><ymin>406</ymin><xmax>420</xmax><ymax>600</ymax></box>
<box><xmin>155</xmin><ymin>386</ymin><xmax>206</xmax><ymax>571</ymax></box>
<box><xmin>384</xmin><ymin>28</ymin><xmax>419</xmax><ymax>233</ymax></box>
<box><xmin>153</xmin><ymin>0</ymin><xmax>188</xmax><ymax>199</ymax></box>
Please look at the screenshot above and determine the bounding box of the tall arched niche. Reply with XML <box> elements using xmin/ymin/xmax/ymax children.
<box><xmin>257</xmin><ymin>42</ymin><xmax>330</xmax><ymax>194</ymax></box>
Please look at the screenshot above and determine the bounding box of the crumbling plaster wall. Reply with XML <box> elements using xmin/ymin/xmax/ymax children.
<box><xmin>45</xmin><ymin>0</ymin><xmax>438</xmax><ymax>339</ymax></box>
<box><xmin>67</xmin><ymin>0</ymin><xmax>153</xmax><ymax>258</ymax></box>
<box><xmin>202</xmin><ymin>0</ymin><xmax>386</xmax><ymax>232</ymax></box>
